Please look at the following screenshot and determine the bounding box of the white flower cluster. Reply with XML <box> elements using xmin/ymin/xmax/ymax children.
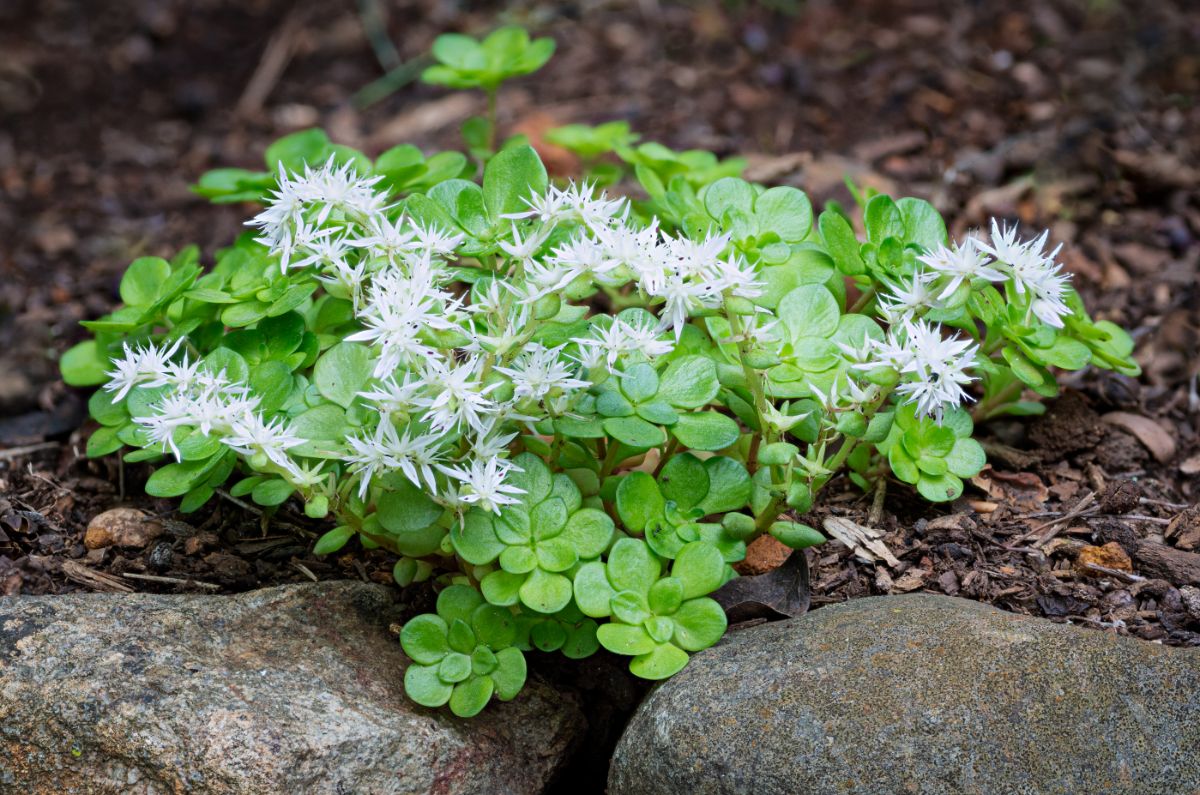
<box><xmin>235</xmin><ymin>163</ymin><xmax>768</xmax><ymax>513</ymax></box>
<box><xmin>104</xmin><ymin>339</ymin><xmax>312</xmax><ymax>484</ymax></box>
<box><xmin>849</xmin><ymin>220</ymin><xmax>1075</xmax><ymax>420</ymax></box>
<box><xmin>881</xmin><ymin>221</ymin><xmax>1073</xmax><ymax>330</ymax></box>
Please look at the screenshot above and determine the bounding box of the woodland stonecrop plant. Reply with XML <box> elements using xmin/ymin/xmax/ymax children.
<box><xmin>61</xmin><ymin>27</ymin><xmax>1139</xmax><ymax>717</ymax></box>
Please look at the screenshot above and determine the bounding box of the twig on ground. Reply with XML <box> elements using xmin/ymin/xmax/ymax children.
<box><xmin>291</xmin><ymin>561</ymin><xmax>320</xmax><ymax>582</ymax></box>
<box><xmin>0</xmin><ymin>441</ymin><xmax>60</xmax><ymax>461</ymax></box>
<box><xmin>121</xmin><ymin>572</ymin><xmax>221</xmax><ymax>591</ymax></box>
<box><xmin>1007</xmin><ymin>491</ymin><xmax>1096</xmax><ymax>549</ymax></box>
<box><xmin>237</xmin><ymin>6</ymin><xmax>308</xmax><ymax>117</ymax></box>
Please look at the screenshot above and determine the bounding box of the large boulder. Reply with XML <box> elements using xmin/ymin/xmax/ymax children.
<box><xmin>0</xmin><ymin>581</ymin><xmax>584</xmax><ymax>794</ymax></box>
<box><xmin>610</xmin><ymin>594</ymin><xmax>1200</xmax><ymax>795</ymax></box>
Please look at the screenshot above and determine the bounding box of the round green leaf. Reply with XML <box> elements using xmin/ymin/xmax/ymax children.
<box><xmin>61</xmin><ymin>340</ymin><xmax>111</xmax><ymax>387</ymax></box>
<box><xmin>404</xmin><ymin>663</ymin><xmax>453</xmax><ymax>708</ymax></box>
<box><xmin>648</xmin><ymin>576</ymin><xmax>684</xmax><ymax>616</ymax></box>
<box><xmin>530</xmin><ymin>497</ymin><xmax>568</xmax><ymax>540</ymax></box>
<box><xmin>451</xmin><ymin>510</ymin><xmax>504</xmax><ymax>565</ymax></box>
<box><xmin>916</xmin><ymin>472</ymin><xmax>965</xmax><ymax>503</ymax></box>
<box><xmin>400</xmin><ymin>614</ymin><xmax>450</xmax><ymax>664</ymax></box>
<box><xmin>449</xmin><ymin>675</ymin><xmax>495</xmax><ymax>718</ymax></box>
<box><xmin>606</xmin><ymin>538</ymin><xmax>661</xmax><ymax>595</ymax></box>
<box><xmin>698</xmin><ymin>456</ymin><xmax>752</xmax><ymax>515</ymax></box>
<box><xmin>535</xmin><ymin>537</ymin><xmax>578</xmax><ymax>572</ymax></box>
<box><xmin>447</xmin><ymin>618</ymin><xmax>477</xmax><ymax>654</ymax></box>
<box><xmin>596</xmin><ymin>623</ymin><xmax>657</xmax><ymax>657</ymax></box>
<box><xmin>313</xmin><ymin>342</ymin><xmax>373</xmax><ymax>408</ymax></box>
<box><xmin>377</xmin><ymin>479</ymin><xmax>443</xmax><ymax>533</ymax></box>
<box><xmin>437</xmin><ymin>585</ymin><xmax>485</xmax><ymax>624</ymax></box>
<box><xmin>519</xmin><ymin>568</ymin><xmax>573</xmax><ymax>614</ymax></box>
<box><xmin>472</xmin><ymin>603</ymin><xmax>518</xmax><ymax>649</ymax></box>
<box><xmin>120</xmin><ymin>257</ymin><xmax>171</xmax><ymax>306</ymax></box>
<box><xmin>507</xmin><ymin>452</ymin><xmax>552</xmax><ymax>504</ymax></box>
<box><xmin>573</xmin><ymin>561</ymin><xmax>616</xmax><ymax>618</ymax></box>
<box><xmin>629</xmin><ymin>643</ymin><xmax>690</xmax><ymax>680</ymax></box>
<box><xmin>604</xmin><ymin>416</ymin><xmax>666</xmax><ymax>448</ymax></box>
<box><xmin>611</xmin><ymin>590</ymin><xmax>652</xmax><ymax>626</ymax></box>
<box><xmin>491</xmin><ymin>647</ymin><xmax>527</xmax><ymax>700</ymax></box>
<box><xmin>616</xmin><ymin>472</ymin><xmax>665</xmax><ymax>534</ymax></box>
<box><xmin>480</xmin><ymin>570</ymin><xmax>525</xmax><ymax>607</ymax></box>
<box><xmin>671</xmin><ymin>541</ymin><xmax>726</xmax><ymax>599</ymax></box>
<box><xmin>704</xmin><ymin>177</ymin><xmax>755</xmax><ymax>222</ymax></box>
<box><xmin>670</xmin><ymin>412</ymin><xmax>740</xmax><ymax>452</ymax></box>
<box><xmin>658</xmin><ymin>356</ymin><xmax>719</xmax><ymax>409</ymax></box>
<box><xmin>530</xmin><ymin>620</ymin><xmax>567</xmax><ymax>652</ymax></box>
<box><xmin>499</xmin><ymin>545</ymin><xmax>538</xmax><ymax>574</ymax></box>
<box><xmin>671</xmin><ymin>597</ymin><xmax>728</xmax><ymax>651</ymax></box>
<box><xmin>657</xmin><ymin>453</ymin><xmax>710</xmax><ymax>511</ymax></box>
<box><xmin>754</xmin><ymin>186</ymin><xmax>813</xmax><ymax>243</ymax></box>
<box><xmin>471</xmin><ymin>645</ymin><xmax>499</xmax><ymax>675</ymax></box>
<box><xmin>779</xmin><ymin>284</ymin><xmax>840</xmax><ymax>341</ymax></box>
<box><xmin>439</xmin><ymin>652</ymin><xmax>473</xmax><ymax>683</ymax></box>
<box><xmin>561</xmin><ymin>508</ymin><xmax>616</xmax><ymax>560</ymax></box>
<box><xmin>945</xmin><ymin>437</ymin><xmax>987</xmax><ymax>479</ymax></box>
<box><xmin>620</xmin><ymin>363</ymin><xmax>660</xmax><ymax>403</ymax></box>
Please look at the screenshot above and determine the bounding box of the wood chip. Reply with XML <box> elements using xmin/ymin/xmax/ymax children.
<box><xmin>60</xmin><ymin>560</ymin><xmax>134</xmax><ymax>593</ymax></box>
<box><xmin>1102</xmin><ymin>412</ymin><xmax>1177</xmax><ymax>463</ymax></box>
<box><xmin>822</xmin><ymin>517</ymin><xmax>901</xmax><ymax>568</ymax></box>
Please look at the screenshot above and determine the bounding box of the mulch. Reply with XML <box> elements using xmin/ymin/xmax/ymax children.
<box><xmin>1</xmin><ymin>0</ymin><xmax>1197</xmax><ymax>644</ymax></box>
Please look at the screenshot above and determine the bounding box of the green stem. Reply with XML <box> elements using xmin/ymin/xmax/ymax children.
<box><xmin>849</xmin><ymin>286</ymin><xmax>876</xmax><ymax>315</ymax></box>
<box><xmin>653</xmin><ymin>437</ymin><xmax>679</xmax><ymax>478</ymax></box>
<box><xmin>485</xmin><ymin>87</ymin><xmax>498</xmax><ymax>153</ymax></box>
<box><xmin>971</xmin><ymin>379</ymin><xmax>1024</xmax><ymax>422</ymax></box>
<box><xmin>599</xmin><ymin>440</ymin><xmax>621</xmax><ymax>480</ymax></box>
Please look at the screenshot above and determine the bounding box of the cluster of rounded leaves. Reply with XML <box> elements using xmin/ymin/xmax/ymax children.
<box><xmin>63</xmin><ymin>119</ymin><xmax>1138</xmax><ymax>715</ymax></box>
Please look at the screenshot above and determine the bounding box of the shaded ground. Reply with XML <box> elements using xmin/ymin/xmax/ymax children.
<box><xmin>1</xmin><ymin>0</ymin><xmax>1198</xmax><ymax>646</ymax></box>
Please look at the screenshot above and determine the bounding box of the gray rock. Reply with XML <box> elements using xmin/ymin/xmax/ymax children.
<box><xmin>1</xmin><ymin>581</ymin><xmax>583</xmax><ymax>794</ymax></box>
<box><xmin>610</xmin><ymin>594</ymin><xmax>1200</xmax><ymax>795</ymax></box>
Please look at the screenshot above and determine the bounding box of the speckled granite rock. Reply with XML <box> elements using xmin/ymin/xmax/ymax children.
<box><xmin>0</xmin><ymin>582</ymin><xmax>583</xmax><ymax>794</ymax></box>
<box><xmin>610</xmin><ymin>594</ymin><xmax>1200</xmax><ymax>795</ymax></box>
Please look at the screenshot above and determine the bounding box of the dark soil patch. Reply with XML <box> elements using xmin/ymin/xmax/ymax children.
<box><xmin>1</xmin><ymin>0</ymin><xmax>1198</xmax><ymax>654</ymax></box>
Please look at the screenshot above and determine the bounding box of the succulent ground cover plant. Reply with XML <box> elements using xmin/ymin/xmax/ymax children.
<box><xmin>60</xmin><ymin>27</ymin><xmax>1139</xmax><ymax>716</ymax></box>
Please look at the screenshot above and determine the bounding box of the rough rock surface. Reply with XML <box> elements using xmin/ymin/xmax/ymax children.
<box><xmin>610</xmin><ymin>594</ymin><xmax>1200</xmax><ymax>795</ymax></box>
<box><xmin>0</xmin><ymin>581</ymin><xmax>584</xmax><ymax>794</ymax></box>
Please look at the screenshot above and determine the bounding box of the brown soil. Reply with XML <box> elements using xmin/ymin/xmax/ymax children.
<box><xmin>1</xmin><ymin>0</ymin><xmax>1198</xmax><ymax>646</ymax></box>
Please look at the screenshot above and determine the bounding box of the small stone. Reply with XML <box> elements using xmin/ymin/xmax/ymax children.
<box><xmin>1179</xmin><ymin>586</ymin><xmax>1200</xmax><ymax>621</ymax></box>
<box><xmin>183</xmin><ymin>532</ymin><xmax>219</xmax><ymax>556</ymax></box>
<box><xmin>1076</xmin><ymin>541</ymin><xmax>1133</xmax><ymax>576</ymax></box>
<box><xmin>146</xmin><ymin>542</ymin><xmax>174</xmax><ymax>572</ymax></box>
<box><xmin>1099</xmin><ymin>480</ymin><xmax>1141</xmax><ymax>514</ymax></box>
<box><xmin>83</xmin><ymin>508</ymin><xmax>163</xmax><ymax>550</ymax></box>
<box><xmin>733</xmin><ymin>534</ymin><xmax>790</xmax><ymax>576</ymax></box>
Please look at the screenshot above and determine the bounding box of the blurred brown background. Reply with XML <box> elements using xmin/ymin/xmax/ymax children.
<box><xmin>0</xmin><ymin>0</ymin><xmax>1195</xmax><ymax>428</ymax></box>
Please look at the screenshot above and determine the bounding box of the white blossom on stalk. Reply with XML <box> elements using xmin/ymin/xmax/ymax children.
<box><xmin>349</xmin><ymin>214</ymin><xmax>418</xmax><ymax>265</ymax></box>
<box><xmin>876</xmin><ymin>270</ymin><xmax>942</xmax><ymax>323</ymax></box>
<box><xmin>438</xmin><ymin>456</ymin><xmax>525</xmax><ymax>514</ymax></box>
<box><xmin>495</xmin><ymin>344</ymin><xmax>590</xmax><ymax>402</ymax></box>
<box><xmin>222</xmin><ymin>414</ymin><xmax>306</xmax><ymax>469</ymax></box>
<box><xmin>103</xmin><ymin>338</ymin><xmax>185</xmax><ymax>400</ymax></box>
<box><xmin>497</xmin><ymin>222</ymin><xmax>552</xmax><ymax>263</ymax></box>
<box><xmin>978</xmin><ymin>220</ymin><xmax>1073</xmax><ymax>328</ymax></box>
<box><xmin>416</xmin><ymin>358</ymin><xmax>501</xmax><ymax>434</ymax></box>
<box><xmin>408</xmin><ymin>222</ymin><xmax>465</xmax><ymax>258</ymax></box>
<box><xmin>918</xmin><ymin>236</ymin><xmax>1005</xmax><ymax>299</ymax></box>
<box><xmin>889</xmin><ymin>319</ymin><xmax>978</xmax><ymax>420</ymax></box>
<box><xmin>572</xmin><ymin>317</ymin><xmax>675</xmax><ymax>371</ymax></box>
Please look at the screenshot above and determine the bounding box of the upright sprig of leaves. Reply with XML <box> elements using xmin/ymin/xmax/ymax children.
<box><xmin>421</xmin><ymin>26</ymin><xmax>555</xmax><ymax>159</ymax></box>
